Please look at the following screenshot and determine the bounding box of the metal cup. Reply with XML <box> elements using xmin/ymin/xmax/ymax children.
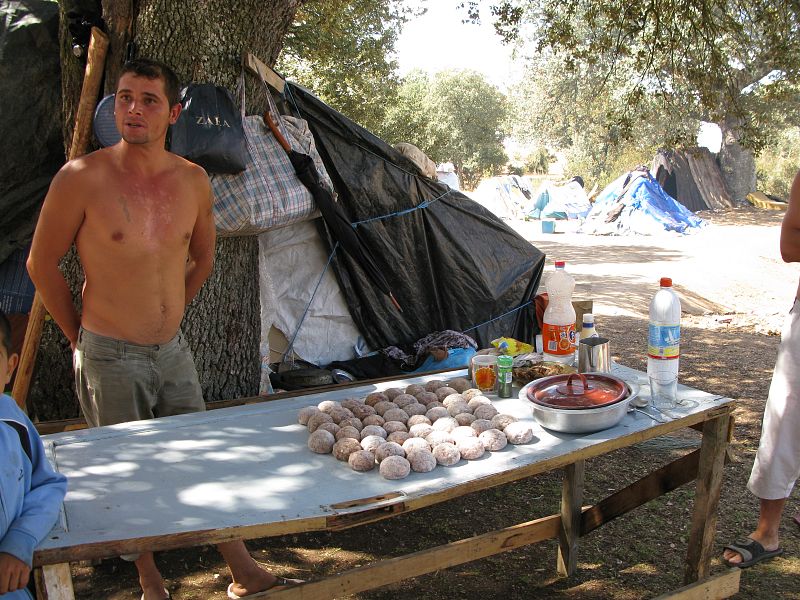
<box><xmin>578</xmin><ymin>337</ymin><xmax>610</xmax><ymax>373</ymax></box>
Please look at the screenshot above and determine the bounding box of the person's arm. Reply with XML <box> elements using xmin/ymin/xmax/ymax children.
<box><xmin>185</xmin><ymin>175</ymin><xmax>216</xmax><ymax>305</ymax></box>
<box><xmin>780</xmin><ymin>171</ymin><xmax>800</xmax><ymax>263</ymax></box>
<box><xmin>27</xmin><ymin>165</ymin><xmax>87</xmax><ymax>347</ymax></box>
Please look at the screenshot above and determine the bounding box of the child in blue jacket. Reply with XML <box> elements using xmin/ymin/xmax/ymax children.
<box><xmin>1</xmin><ymin>311</ymin><xmax>67</xmax><ymax>598</ymax></box>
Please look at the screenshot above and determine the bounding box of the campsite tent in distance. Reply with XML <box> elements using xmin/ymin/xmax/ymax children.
<box><xmin>651</xmin><ymin>148</ymin><xmax>735</xmax><ymax>212</ymax></box>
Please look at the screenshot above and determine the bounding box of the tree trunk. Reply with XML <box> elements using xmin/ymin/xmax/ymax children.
<box><xmin>30</xmin><ymin>0</ymin><xmax>302</xmax><ymax>420</ymax></box>
<box><xmin>717</xmin><ymin>118</ymin><xmax>756</xmax><ymax>206</ymax></box>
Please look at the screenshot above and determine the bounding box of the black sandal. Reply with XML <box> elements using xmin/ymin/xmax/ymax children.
<box><xmin>723</xmin><ymin>537</ymin><xmax>783</xmax><ymax>568</ymax></box>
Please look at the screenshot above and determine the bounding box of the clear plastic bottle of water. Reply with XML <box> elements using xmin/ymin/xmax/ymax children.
<box><xmin>647</xmin><ymin>277</ymin><xmax>681</xmax><ymax>409</ymax></box>
<box><xmin>542</xmin><ymin>260</ymin><xmax>576</xmax><ymax>364</ymax></box>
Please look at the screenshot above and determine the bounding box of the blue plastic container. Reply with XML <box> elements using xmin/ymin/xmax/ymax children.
<box><xmin>541</xmin><ymin>220</ymin><xmax>556</xmax><ymax>234</ymax></box>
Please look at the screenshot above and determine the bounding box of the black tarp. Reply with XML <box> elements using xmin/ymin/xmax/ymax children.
<box><xmin>0</xmin><ymin>0</ymin><xmax>63</xmax><ymax>264</ymax></box>
<box><xmin>285</xmin><ymin>83</ymin><xmax>545</xmax><ymax>350</ymax></box>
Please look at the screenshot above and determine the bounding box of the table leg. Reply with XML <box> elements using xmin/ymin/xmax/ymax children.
<box><xmin>557</xmin><ymin>459</ymin><xmax>585</xmax><ymax>576</ymax></box>
<box><xmin>35</xmin><ymin>563</ymin><xmax>75</xmax><ymax>600</ymax></box>
<box><xmin>685</xmin><ymin>413</ymin><xmax>731</xmax><ymax>583</ymax></box>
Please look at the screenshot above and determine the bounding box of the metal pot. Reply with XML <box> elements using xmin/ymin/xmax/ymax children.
<box><xmin>520</xmin><ymin>376</ymin><xmax>640</xmax><ymax>434</ymax></box>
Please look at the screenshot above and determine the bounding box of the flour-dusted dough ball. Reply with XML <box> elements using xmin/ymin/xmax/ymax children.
<box><xmin>431</xmin><ymin>416</ymin><xmax>458</xmax><ymax>433</ymax></box>
<box><xmin>387</xmin><ymin>431</ymin><xmax>412</xmax><ymax>445</ymax></box>
<box><xmin>335</xmin><ymin>425</ymin><xmax>361</xmax><ymax>441</ymax></box>
<box><xmin>479</xmin><ymin>428</ymin><xmax>508</xmax><ymax>451</ymax></box>
<box><xmin>384</xmin><ymin>387</ymin><xmax>404</xmax><ymax>400</ymax></box>
<box><xmin>404</xmin><ymin>403</ymin><xmax>428</xmax><ymax>417</ymax></box>
<box><xmin>382</xmin><ymin>408</ymin><xmax>409</xmax><ymax>424</ymax></box>
<box><xmin>455</xmin><ymin>412</ymin><xmax>477</xmax><ymax>426</ymax></box>
<box><xmin>298</xmin><ymin>406</ymin><xmax>321</xmax><ymax>425</ymax></box>
<box><xmin>425</xmin><ymin>430</ymin><xmax>454</xmax><ymax>447</ymax></box>
<box><xmin>491</xmin><ymin>414</ymin><xmax>518</xmax><ymax>431</ymax></box>
<box><xmin>362</xmin><ymin>414</ymin><xmax>386</xmax><ymax>427</ymax></box>
<box><xmin>380</xmin><ymin>455</ymin><xmax>411</xmax><ymax>480</ymax></box>
<box><xmin>407</xmin><ymin>414</ymin><xmax>432</xmax><ymax>427</ymax></box>
<box><xmin>462</xmin><ymin>388</ymin><xmax>484</xmax><ymax>402</ymax></box>
<box><xmin>392</xmin><ymin>393</ymin><xmax>417</xmax><ymax>408</ymax></box>
<box><xmin>360</xmin><ymin>435</ymin><xmax>386</xmax><ymax>453</ymax></box>
<box><xmin>365</xmin><ymin>392</ymin><xmax>389</xmax><ymax>407</ymax></box>
<box><xmin>457</xmin><ymin>437</ymin><xmax>485</xmax><ymax>460</ymax></box>
<box><xmin>308</xmin><ymin>429</ymin><xmax>335</xmax><ymax>454</ymax></box>
<box><xmin>317</xmin><ymin>400</ymin><xmax>342</xmax><ymax>414</ymax></box>
<box><xmin>375</xmin><ymin>441</ymin><xmax>405</xmax><ymax>463</ymax></box>
<box><xmin>407</xmin><ymin>448</ymin><xmax>437</xmax><ymax>473</ymax></box>
<box><xmin>361</xmin><ymin>425</ymin><xmax>388</xmax><ymax>440</ymax></box>
<box><xmin>351</xmin><ymin>404</ymin><xmax>377</xmax><ymax>420</ymax></box>
<box><xmin>317</xmin><ymin>422</ymin><xmax>340</xmax><ymax>436</ymax></box>
<box><xmin>425</xmin><ymin>400</ymin><xmax>444</xmax><ymax>411</ymax></box>
<box><xmin>383</xmin><ymin>420</ymin><xmax>408</xmax><ymax>434</ymax></box>
<box><xmin>433</xmin><ymin>442</ymin><xmax>461</xmax><ymax>466</ymax></box>
<box><xmin>349</xmin><ymin>449</ymin><xmax>376</xmax><ymax>471</ymax></box>
<box><xmin>424</xmin><ymin>379</ymin><xmax>446</xmax><ymax>392</ymax></box>
<box><xmin>504</xmin><ymin>422</ymin><xmax>535</xmax><ymax>444</ymax></box>
<box><xmin>447</xmin><ymin>402</ymin><xmax>471</xmax><ymax>417</ymax></box>
<box><xmin>467</xmin><ymin>396</ymin><xmax>492</xmax><ymax>411</ymax></box>
<box><xmin>329</xmin><ymin>407</ymin><xmax>354</xmax><ymax>424</ymax></box>
<box><xmin>403</xmin><ymin>437</ymin><xmax>431</xmax><ymax>453</ymax></box>
<box><xmin>425</xmin><ymin>406</ymin><xmax>449</xmax><ymax>422</ymax></box>
<box><xmin>409</xmin><ymin>423</ymin><xmax>434</xmax><ymax>439</ymax></box>
<box><xmin>442</xmin><ymin>393</ymin><xmax>466</xmax><ymax>408</ymax></box>
<box><xmin>333</xmin><ymin>437</ymin><xmax>363</xmax><ymax>461</ymax></box>
<box><xmin>307</xmin><ymin>412</ymin><xmax>334</xmax><ymax>433</ymax></box>
<box><xmin>373</xmin><ymin>400</ymin><xmax>398</xmax><ymax>416</ymax></box>
<box><xmin>451</xmin><ymin>425</ymin><xmax>477</xmax><ymax>440</ymax></box>
<box><xmin>404</xmin><ymin>384</ymin><xmax>426</xmax><ymax>397</ymax></box>
<box><xmin>435</xmin><ymin>386</ymin><xmax>458</xmax><ymax>401</ymax></box>
<box><xmin>447</xmin><ymin>377</ymin><xmax>471</xmax><ymax>393</ymax></box>
<box><xmin>473</xmin><ymin>404</ymin><xmax>499</xmax><ymax>421</ymax></box>
<box><xmin>339</xmin><ymin>416</ymin><xmax>364</xmax><ymax>431</ymax></box>
<box><xmin>471</xmin><ymin>419</ymin><xmax>494</xmax><ymax>435</ymax></box>
<box><xmin>340</xmin><ymin>397</ymin><xmax>364</xmax><ymax>412</ymax></box>
<box><xmin>415</xmin><ymin>391</ymin><xmax>439</xmax><ymax>406</ymax></box>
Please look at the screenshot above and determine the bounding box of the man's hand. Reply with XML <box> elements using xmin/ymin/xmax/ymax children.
<box><xmin>0</xmin><ymin>552</ymin><xmax>31</xmax><ymax>594</ymax></box>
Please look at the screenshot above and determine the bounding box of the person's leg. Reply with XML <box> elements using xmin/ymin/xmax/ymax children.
<box><xmin>723</xmin><ymin>498</ymin><xmax>786</xmax><ymax>564</ymax></box>
<box><xmin>153</xmin><ymin>330</ymin><xmax>206</xmax><ymax>418</ymax></box>
<box><xmin>134</xmin><ymin>552</ymin><xmax>170</xmax><ymax>600</ymax></box>
<box><xmin>217</xmin><ymin>540</ymin><xmax>278</xmax><ymax>597</ymax></box>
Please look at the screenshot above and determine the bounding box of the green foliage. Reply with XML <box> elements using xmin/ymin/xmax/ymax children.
<box><xmin>756</xmin><ymin>127</ymin><xmax>800</xmax><ymax>200</ymax></box>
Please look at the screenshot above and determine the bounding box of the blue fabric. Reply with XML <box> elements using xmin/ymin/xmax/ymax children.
<box><xmin>0</xmin><ymin>393</ymin><xmax>67</xmax><ymax>580</ymax></box>
<box><xmin>411</xmin><ymin>347</ymin><xmax>476</xmax><ymax>374</ymax></box>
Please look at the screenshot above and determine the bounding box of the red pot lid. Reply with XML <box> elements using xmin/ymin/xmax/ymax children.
<box><xmin>527</xmin><ymin>373</ymin><xmax>628</xmax><ymax>409</ymax></box>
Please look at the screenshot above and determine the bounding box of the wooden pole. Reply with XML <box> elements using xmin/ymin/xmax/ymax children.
<box><xmin>12</xmin><ymin>27</ymin><xmax>109</xmax><ymax>411</ymax></box>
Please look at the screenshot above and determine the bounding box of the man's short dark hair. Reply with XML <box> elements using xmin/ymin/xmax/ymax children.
<box><xmin>119</xmin><ymin>58</ymin><xmax>181</xmax><ymax>106</ymax></box>
<box><xmin>0</xmin><ymin>310</ymin><xmax>12</xmax><ymax>355</ymax></box>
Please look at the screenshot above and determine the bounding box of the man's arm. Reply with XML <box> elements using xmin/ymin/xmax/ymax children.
<box><xmin>27</xmin><ymin>166</ymin><xmax>87</xmax><ymax>347</ymax></box>
<box><xmin>780</xmin><ymin>171</ymin><xmax>800</xmax><ymax>263</ymax></box>
<box><xmin>185</xmin><ymin>177</ymin><xmax>216</xmax><ymax>305</ymax></box>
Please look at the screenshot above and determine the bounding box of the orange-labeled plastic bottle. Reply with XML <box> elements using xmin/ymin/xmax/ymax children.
<box><xmin>542</xmin><ymin>260</ymin><xmax>576</xmax><ymax>365</ymax></box>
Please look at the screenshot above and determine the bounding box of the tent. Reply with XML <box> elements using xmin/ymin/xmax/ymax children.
<box><xmin>578</xmin><ymin>167</ymin><xmax>706</xmax><ymax>235</ymax></box>
<box><xmin>651</xmin><ymin>148</ymin><xmax>735</xmax><ymax>211</ymax></box>
<box><xmin>525</xmin><ymin>179</ymin><xmax>592</xmax><ymax>220</ymax></box>
<box><xmin>470</xmin><ymin>175</ymin><xmax>532</xmax><ymax>219</ymax></box>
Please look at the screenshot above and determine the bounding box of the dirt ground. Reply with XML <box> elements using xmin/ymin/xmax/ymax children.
<box><xmin>70</xmin><ymin>206</ymin><xmax>800</xmax><ymax>599</ymax></box>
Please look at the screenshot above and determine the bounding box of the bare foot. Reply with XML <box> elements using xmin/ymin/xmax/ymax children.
<box><xmin>139</xmin><ymin>582</ymin><xmax>169</xmax><ymax>600</ymax></box>
<box><xmin>723</xmin><ymin>532</ymin><xmax>780</xmax><ymax>564</ymax></box>
<box><xmin>227</xmin><ymin>569</ymin><xmax>277</xmax><ymax>598</ymax></box>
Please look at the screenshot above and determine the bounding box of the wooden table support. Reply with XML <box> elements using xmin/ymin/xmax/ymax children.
<box><xmin>35</xmin><ymin>563</ymin><xmax>75</xmax><ymax>600</ymax></box>
<box><xmin>558</xmin><ymin>458</ymin><xmax>585</xmax><ymax>576</ymax></box>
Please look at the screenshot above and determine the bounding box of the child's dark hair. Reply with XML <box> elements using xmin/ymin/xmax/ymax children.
<box><xmin>119</xmin><ymin>57</ymin><xmax>181</xmax><ymax>106</ymax></box>
<box><xmin>0</xmin><ymin>310</ymin><xmax>12</xmax><ymax>355</ymax></box>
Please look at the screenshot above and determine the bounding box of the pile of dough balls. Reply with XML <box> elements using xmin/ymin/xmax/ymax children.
<box><xmin>298</xmin><ymin>377</ymin><xmax>534</xmax><ymax>480</ymax></box>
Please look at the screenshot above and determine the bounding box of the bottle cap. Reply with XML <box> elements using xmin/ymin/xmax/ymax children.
<box><xmin>497</xmin><ymin>355</ymin><xmax>513</xmax><ymax>367</ymax></box>
<box><xmin>660</xmin><ymin>277</ymin><xmax>673</xmax><ymax>287</ymax></box>
<box><xmin>555</xmin><ymin>260</ymin><xmax>566</xmax><ymax>268</ymax></box>
<box><xmin>582</xmin><ymin>313</ymin><xmax>594</xmax><ymax>324</ymax></box>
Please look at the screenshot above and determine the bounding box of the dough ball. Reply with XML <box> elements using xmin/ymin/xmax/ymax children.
<box><xmin>361</xmin><ymin>425</ymin><xmax>388</xmax><ymax>439</ymax></box>
<box><xmin>362</xmin><ymin>414</ymin><xmax>386</xmax><ymax>427</ymax></box>
<box><xmin>335</xmin><ymin>426</ymin><xmax>361</xmax><ymax>441</ymax></box>
<box><xmin>425</xmin><ymin>400</ymin><xmax>444</xmax><ymax>410</ymax></box>
<box><xmin>425</xmin><ymin>406</ymin><xmax>449</xmax><ymax>422</ymax></box>
<box><xmin>375</xmin><ymin>441</ymin><xmax>406</xmax><ymax>463</ymax></box>
<box><xmin>387</xmin><ymin>431</ymin><xmax>412</xmax><ymax>445</ymax></box>
<box><xmin>451</xmin><ymin>425</ymin><xmax>477</xmax><ymax>440</ymax></box>
<box><xmin>373</xmin><ymin>400</ymin><xmax>398</xmax><ymax>416</ymax></box>
<box><xmin>351</xmin><ymin>404</ymin><xmax>377</xmax><ymax>420</ymax></box>
<box><xmin>392</xmin><ymin>393</ymin><xmax>417</xmax><ymax>408</ymax></box>
<box><xmin>379</xmin><ymin>455</ymin><xmax>411</xmax><ymax>480</ymax></box>
<box><xmin>360</xmin><ymin>435</ymin><xmax>386</xmax><ymax>453</ymax></box>
<box><xmin>348</xmin><ymin>449</ymin><xmax>376</xmax><ymax>471</ymax></box>
<box><xmin>407</xmin><ymin>414</ymin><xmax>432</xmax><ymax>427</ymax></box>
<box><xmin>504</xmin><ymin>422</ymin><xmax>534</xmax><ymax>444</ymax></box>
<box><xmin>402</xmin><ymin>437</ymin><xmax>431</xmax><ymax>453</ymax></box>
<box><xmin>407</xmin><ymin>448</ymin><xmax>437</xmax><ymax>473</ymax></box>
<box><xmin>447</xmin><ymin>377</ymin><xmax>471</xmax><ymax>393</ymax></box>
<box><xmin>479</xmin><ymin>428</ymin><xmax>508</xmax><ymax>451</ymax></box>
<box><xmin>404</xmin><ymin>384</ymin><xmax>426</xmax><ymax>397</ymax></box>
<box><xmin>333</xmin><ymin>437</ymin><xmax>362</xmax><ymax>461</ymax></box>
<box><xmin>457</xmin><ymin>437</ymin><xmax>485</xmax><ymax>460</ymax></box>
<box><xmin>383</xmin><ymin>420</ymin><xmax>408</xmax><ymax>434</ymax></box>
<box><xmin>471</xmin><ymin>419</ymin><xmax>494</xmax><ymax>435</ymax></box>
<box><xmin>365</xmin><ymin>392</ymin><xmax>389</xmax><ymax>407</ymax></box>
<box><xmin>384</xmin><ymin>387</ymin><xmax>404</xmax><ymax>400</ymax></box>
<box><xmin>435</xmin><ymin>386</ymin><xmax>458</xmax><ymax>401</ymax></box>
<box><xmin>462</xmin><ymin>388</ymin><xmax>485</xmax><ymax>401</ymax></box>
<box><xmin>339</xmin><ymin>417</ymin><xmax>364</xmax><ymax>431</ymax></box>
<box><xmin>424</xmin><ymin>379</ymin><xmax>446</xmax><ymax>392</ymax></box>
<box><xmin>491</xmin><ymin>414</ymin><xmax>518</xmax><ymax>431</ymax></box>
<box><xmin>425</xmin><ymin>430</ymin><xmax>454</xmax><ymax>447</ymax></box>
<box><xmin>431</xmin><ymin>416</ymin><xmax>458</xmax><ymax>433</ymax></box>
<box><xmin>455</xmin><ymin>412</ymin><xmax>477</xmax><ymax>426</ymax></box>
<box><xmin>329</xmin><ymin>407</ymin><xmax>354</xmax><ymax>424</ymax></box>
<box><xmin>404</xmin><ymin>403</ymin><xmax>428</xmax><ymax>416</ymax></box>
<box><xmin>442</xmin><ymin>393</ymin><xmax>466</xmax><ymax>408</ymax></box>
<box><xmin>317</xmin><ymin>422</ymin><xmax>340</xmax><ymax>436</ymax></box>
<box><xmin>447</xmin><ymin>402</ymin><xmax>471</xmax><ymax>417</ymax></box>
<box><xmin>382</xmin><ymin>408</ymin><xmax>409</xmax><ymax>424</ymax></box>
<box><xmin>307</xmin><ymin>412</ymin><xmax>334</xmax><ymax>433</ymax></box>
<box><xmin>473</xmin><ymin>404</ymin><xmax>499</xmax><ymax>421</ymax></box>
<box><xmin>433</xmin><ymin>442</ymin><xmax>461</xmax><ymax>466</ymax></box>
<box><xmin>409</xmin><ymin>423</ymin><xmax>434</xmax><ymax>438</ymax></box>
<box><xmin>307</xmin><ymin>429</ymin><xmax>335</xmax><ymax>454</ymax></box>
<box><xmin>415</xmin><ymin>391</ymin><xmax>439</xmax><ymax>406</ymax></box>
<box><xmin>298</xmin><ymin>406</ymin><xmax>321</xmax><ymax>425</ymax></box>
<box><xmin>340</xmin><ymin>397</ymin><xmax>364</xmax><ymax>412</ymax></box>
<box><xmin>317</xmin><ymin>400</ymin><xmax>341</xmax><ymax>413</ymax></box>
<box><xmin>467</xmin><ymin>396</ymin><xmax>492</xmax><ymax>411</ymax></box>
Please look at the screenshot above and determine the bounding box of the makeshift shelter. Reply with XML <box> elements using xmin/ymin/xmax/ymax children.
<box><xmin>651</xmin><ymin>148</ymin><xmax>735</xmax><ymax>212</ymax></box>
<box><xmin>470</xmin><ymin>175</ymin><xmax>532</xmax><ymax>219</ymax></box>
<box><xmin>525</xmin><ymin>179</ymin><xmax>592</xmax><ymax>220</ymax></box>
<box><xmin>579</xmin><ymin>167</ymin><xmax>706</xmax><ymax>235</ymax></box>
<box><xmin>436</xmin><ymin>162</ymin><xmax>460</xmax><ymax>190</ymax></box>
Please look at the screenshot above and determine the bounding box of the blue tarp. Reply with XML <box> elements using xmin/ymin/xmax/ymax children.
<box><xmin>525</xmin><ymin>180</ymin><xmax>592</xmax><ymax>220</ymax></box>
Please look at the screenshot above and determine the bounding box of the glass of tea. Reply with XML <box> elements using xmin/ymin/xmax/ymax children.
<box><xmin>471</xmin><ymin>354</ymin><xmax>498</xmax><ymax>394</ymax></box>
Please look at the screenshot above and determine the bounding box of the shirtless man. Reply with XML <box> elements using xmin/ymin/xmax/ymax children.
<box><xmin>28</xmin><ymin>58</ymin><xmax>299</xmax><ymax>599</ymax></box>
<box><xmin>722</xmin><ymin>171</ymin><xmax>800</xmax><ymax>568</ymax></box>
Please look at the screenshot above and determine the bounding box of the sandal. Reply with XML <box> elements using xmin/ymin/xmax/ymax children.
<box><xmin>226</xmin><ymin>577</ymin><xmax>304</xmax><ymax>599</ymax></box>
<box><xmin>723</xmin><ymin>537</ymin><xmax>784</xmax><ymax>568</ymax></box>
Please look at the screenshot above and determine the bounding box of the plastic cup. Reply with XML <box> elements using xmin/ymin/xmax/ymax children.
<box><xmin>471</xmin><ymin>354</ymin><xmax>498</xmax><ymax>393</ymax></box>
<box><xmin>650</xmin><ymin>376</ymin><xmax>678</xmax><ymax>410</ymax></box>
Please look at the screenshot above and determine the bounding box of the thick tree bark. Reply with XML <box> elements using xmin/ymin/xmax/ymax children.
<box><xmin>30</xmin><ymin>0</ymin><xmax>303</xmax><ymax>420</ymax></box>
<box><xmin>717</xmin><ymin>118</ymin><xmax>756</xmax><ymax>206</ymax></box>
